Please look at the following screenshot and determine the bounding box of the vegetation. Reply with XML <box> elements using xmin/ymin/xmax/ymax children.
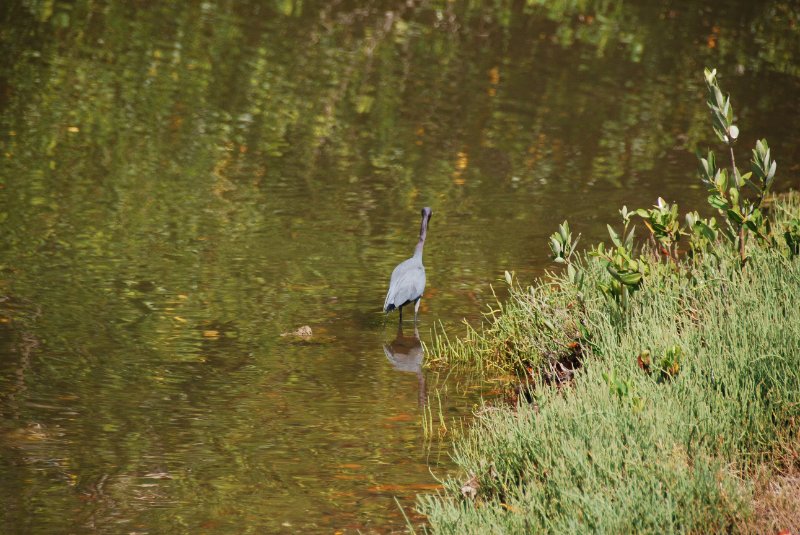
<box><xmin>420</xmin><ymin>70</ymin><xmax>800</xmax><ymax>532</ymax></box>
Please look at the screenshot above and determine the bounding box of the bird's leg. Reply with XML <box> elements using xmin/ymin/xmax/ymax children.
<box><xmin>398</xmin><ymin>306</ymin><xmax>403</xmax><ymax>324</ymax></box>
<box><xmin>414</xmin><ymin>298</ymin><xmax>421</xmax><ymax>323</ymax></box>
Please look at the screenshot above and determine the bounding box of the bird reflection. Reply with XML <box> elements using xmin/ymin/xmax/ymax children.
<box><xmin>383</xmin><ymin>324</ymin><xmax>426</xmax><ymax>406</ymax></box>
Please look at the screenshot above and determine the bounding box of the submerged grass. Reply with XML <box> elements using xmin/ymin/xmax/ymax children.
<box><xmin>418</xmin><ymin>194</ymin><xmax>800</xmax><ymax>533</ymax></box>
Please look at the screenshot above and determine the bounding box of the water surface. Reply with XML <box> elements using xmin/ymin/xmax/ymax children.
<box><xmin>1</xmin><ymin>0</ymin><xmax>799</xmax><ymax>532</ymax></box>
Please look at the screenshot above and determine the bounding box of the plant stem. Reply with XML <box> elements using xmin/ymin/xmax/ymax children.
<box><xmin>729</xmin><ymin>145</ymin><xmax>738</xmax><ymax>180</ymax></box>
<box><xmin>739</xmin><ymin>225</ymin><xmax>746</xmax><ymax>266</ymax></box>
<box><xmin>622</xmin><ymin>286</ymin><xmax>628</xmax><ymax>314</ymax></box>
<box><xmin>729</xmin><ymin>143</ymin><xmax>747</xmax><ymax>266</ymax></box>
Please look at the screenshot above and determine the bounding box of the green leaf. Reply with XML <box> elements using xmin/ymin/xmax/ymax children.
<box><xmin>696</xmin><ymin>222</ymin><xmax>716</xmax><ymax>241</ymax></box>
<box><xmin>567</xmin><ymin>264</ymin><xmax>577</xmax><ymax>283</ymax></box>
<box><xmin>708</xmin><ymin>195</ymin><xmax>728</xmax><ymax>210</ymax></box>
<box><xmin>718</xmin><ymin>169</ymin><xmax>729</xmax><ymax>193</ymax></box>
<box><xmin>607</xmin><ymin>225</ymin><xmax>622</xmax><ymax>248</ymax></box>
<box><xmin>736</xmin><ymin>174</ymin><xmax>745</xmax><ymax>188</ymax></box>
<box><xmin>651</xmin><ymin>222</ymin><xmax>667</xmax><ymax>234</ymax></box>
<box><xmin>726</xmin><ymin>209</ymin><xmax>743</xmax><ymax>224</ymax></box>
<box><xmin>607</xmin><ymin>266</ymin><xmax>642</xmax><ymax>286</ymax></box>
<box><xmin>713</xmin><ymin>86</ymin><xmax>724</xmax><ymax>108</ymax></box>
<box><xmin>729</xmin><ymin>187</ymin><xmax>739</xmax><ymax>206</ymax></box>
<box><xmin>618</xmin><ymin>271</ymin><xmax>643</xmax><ymax>286</ymax></box>
<box><xmin>556</xmin><ymin>220</ymin><xmax>569</xmax><ymax>239</ymax></box>
<box><xmin>624</xmin><ymin>226</ymin><xmax>636</xmax><ymax>250</ymax></box>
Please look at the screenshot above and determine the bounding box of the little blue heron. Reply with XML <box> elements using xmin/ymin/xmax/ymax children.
<box><xmin>383</xmin><ymin>207</ymin><xmax>432</xmax><ymax>324</ymax></box>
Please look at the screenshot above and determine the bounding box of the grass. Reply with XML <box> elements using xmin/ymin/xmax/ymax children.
<box><xmin>418</xmin><ymin>194</ymin><xmax>800</xmax><ymax>533</ymax></box>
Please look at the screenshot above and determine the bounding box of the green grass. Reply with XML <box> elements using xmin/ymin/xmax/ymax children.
<box><xmin>418</xmin><ymin>194</ymin><xmax>800</xmax><ymax>533</ymax></box>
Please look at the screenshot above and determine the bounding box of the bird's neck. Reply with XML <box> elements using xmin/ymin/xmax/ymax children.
<box><xmin>413</xmin><ymin>239</ymin><xmax>424</xmax><ymax>259</ymax></box>
<box><xmin>414</xmin><ymin>216</ymin><xmax>428</xmax><ymax>261</ymax></box>
<box><xmin>413</xmin><ymin>218</ymin><xmax>428</xmax><ymax>259</ymax></box>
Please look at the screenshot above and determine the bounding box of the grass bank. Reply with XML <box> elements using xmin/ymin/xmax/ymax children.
<box><xmin>420</xmin><ymin>195</ymin><xmax>800</xmax><ymax>534</ymax></box>
<box><xmin>417</xmin><ymin>71</ymin><xmax>800</xmax><ymax>533</ymax></box>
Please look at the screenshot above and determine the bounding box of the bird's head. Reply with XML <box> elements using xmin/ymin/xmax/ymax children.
<box><xmin>421</xmin><ymin>207</ymin><xmax>432</xmax><ymax>221</ymax></box>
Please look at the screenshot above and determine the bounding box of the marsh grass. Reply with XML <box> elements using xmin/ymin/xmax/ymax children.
<box><xmin>419</xmin><ymin>194</ymin><xmax>800</xmax><ymax>533</ymax></box>
<box><xmin>426</xmin><ymin>278</ymin><xmax>584</xmax><ymax>377</ymax></box>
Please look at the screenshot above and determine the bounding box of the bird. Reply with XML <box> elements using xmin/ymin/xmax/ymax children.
<box><xmin>383</xmin><ymin>207</ymin><xmax>432</xmax><ymax>324</ymax></box>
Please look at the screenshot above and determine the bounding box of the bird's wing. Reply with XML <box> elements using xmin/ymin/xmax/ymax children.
<box><xmin>384</xmin><ymin>259</ymin><xmax>412</xmax><ymax>310</ymax></box>
<box><xmin>384</xmin><ymin>263</ymin><xmax>425</xmax><ymax>311</ymax></box>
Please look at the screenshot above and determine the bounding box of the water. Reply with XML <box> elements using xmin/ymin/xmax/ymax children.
<box><xmin>1</xmin><ymin>0</ymin><xmax>799</xmax><ymax>532</ymax></box>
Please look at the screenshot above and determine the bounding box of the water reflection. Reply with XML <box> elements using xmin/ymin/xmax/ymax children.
<box><xmin>383</xmin><ymin>325</ymin><xmax>426</xmax><ymax>406</ymax></box>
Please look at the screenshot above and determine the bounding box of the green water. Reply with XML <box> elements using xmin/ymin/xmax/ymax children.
<box><xmin>1</xmin><ymin>0</ymin><xmax>799</xmax><ymax>532</ymax></box>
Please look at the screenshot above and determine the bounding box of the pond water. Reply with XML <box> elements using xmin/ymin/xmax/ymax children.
<box><xmin>1</xmin><ymin>1</ymin><xmax>799</xmax><ymax>532</ymax></box>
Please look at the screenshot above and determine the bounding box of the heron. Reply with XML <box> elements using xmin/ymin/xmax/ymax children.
<box><xmin>383</xmin><ymin>207</ymin><xmax>432</xmax><ymax>324</ymax></box>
